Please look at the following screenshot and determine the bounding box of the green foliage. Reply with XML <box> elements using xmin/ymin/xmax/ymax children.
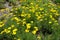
<box><xmin>0</xmin><ymin>0</ymin><xmax>6</xmax><ymax>9</ymax></box>
<box><xmin>0</xmin><ymin>3</ymin><xmax>6</xmax><ymax>9</ymax></box>
<box><xmin>55</xmin><ymin>0</ymin><xmax>60</xmax><ymax>3</ymax></box>
<box><xmin>0</xmin><ymin>0</ymin><xmax>5</xmax><ymax>3</ymax></box>
<box><xmin>8</xmin><ymin>0</ymin><xmax>18</xmax><ymax>5</ymax></box>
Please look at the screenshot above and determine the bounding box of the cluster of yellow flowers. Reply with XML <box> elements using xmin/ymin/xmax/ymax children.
<box><xmin>32</xmin><ymin>27</ymin><xmax>38</xmax><ymax>35</ymax></box>
<box><xmin>0</xmin><ymin>0</ymin><xmax>60</xmax><ymax>40</ymax></box>
<box><xmin>0</xmin><ymin>22</ymin><xmax>4</xmax><ymax>27</ymax></box>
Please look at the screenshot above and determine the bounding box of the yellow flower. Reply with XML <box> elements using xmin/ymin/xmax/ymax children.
<box><xmin>21</xmin><ymin>13</ymin><xmax>26</xmax><ymax>17</ymax></box>
<box><xmin>49</xmin><ymin>21</ymin><xmax>52</xmax><ymax>24</ymax></box>
<box><xmin>8</xmin><ymin>27</ymin><xmax>11</xmax><ymax>29</ymax></box>
<box><xmin>54</xmin><ymin>20</ymin><xmax>57</xmax><ymax>23</ymax></box>
<box><xmin>32</xmin><ymin>30</ymin><xmax>36</xmax><ymax>35</ymax></box>
<box><xmin>13</xmin><ymin>15</ymin><xmax>16</xmax><ymax>16</ymax></box>
<box><xmin>12</xmin><ymin>31</ymin><xmax>17</xmax><ymax>35</ymax></box>
<box><xmin>50</xmin><ymin>8</ymin><xmax>56</xmax><ymax>13</ymax></box>
<box><xmin>4</xmin><ymin>29</ymin><xmax>10</xmax><ymax>33</ymax></box>
<box><xmin>12</xmin><ymin>28</ymin><xmax>18</xmax><ymax>35</ymax></box>
<box><xmin>11</xmin><ymin>25</ymin><xmax>15</xmax><ymax>28</ymax></box>
<box><xmin>14</xmin><ymin>37</ymin><xmax>16</xmax><ymax>40</ymax></box>
<box><xmin>15</xmin><ymin>8</ymin><xmax>18</xmax><ymax>10</ymax></box>
<box><xmin>40</xmin><ymin>19</ymin><xmax>43</xmax><ymax>21</ymax></box>
<box><xmin>3</xmin><ymin>14</ymin><xmax>7</xmax><ymax>16</ymax></box>
<box><xmin>30</xmin><ymin>21</ymin><xmax>34</xmax><ymax>23</ymax></box>
<box><xmin>0</xmin><ymin>22</ymin><xmax>3</xmax><ymax>24</ymax></box>
<box><xmin>14</xmin><ymin>17</ymin><xmax>20</xmax><ymax>22</ymax></box>
<box><xmin>32</xmin><ymin>9</ymin><xmax>35</xmax><ymax>13</ymax></box>
<box><xmin>37</xmin><ymin>16</ymin><xmax>41</xmax><ymax>20</ymax></box>
<box><xmin>22</xmin><ymin>6</ymin><xmax>25</xmax><ymax>9</ymax></box>
<box><xmin>13</xmin><ymin>28</ymin><xmax>18</xmax><ymax>32</ymax></box>
<box><xmin>0</xmin><ymin>24</ymin><xmax>4</xmax><ymax>27</ymax></box>
<box><xmin>34</xmin><ymin>27</ymin><xmax>38</xmax><ymax>31</ymax></box>
<box><xmin>23</xmin><ymin>21</ymin><xmax>26</xmax><ymax>25</ymax></box>
<box><xmin>0</xmin><ymin>23</ymin><xmax>4</xmax><ymax>27</ymax></box>
<box><xmin>40</xmin><ymin>8</ymin><xmax>44</xmax><ymax>11</ymax></box>
<box><xmin>25</xmin><ymin>29</ymin><xmax>29</xmax><ymax>32</ymax></box>
<box><xmin>50</xmin><ymin>15</ymin><xmax>52</xmax><ymax>18</ymax></box>
<box><xmin>27</xmin><ymin>14</ymin><xmax>31</xmax><ymax>18</ymax></box>
<box><xmin>55</xmin><ymin>12</ymin><xmax>59</xmax><ymax>16</ymax></box>
<box><xmin>30</xmin><ymin>2</ymin><xmax>33</xmax><ymax>5</ymax></box>
<box><xmin>0</xmin><ymin>31</ymin><xmax>4</xmax><ymax>34</ymax></box>
<box><xmin>37</xmin><ymin>35</ymin><xmax>41</xmax><ymax>39</ymax></box>
<box><xmin>26</xmin><ymin>23</ymin><xmax>31</xmax><ymax>29</ymax></box>
<box><xmin>51</xmin><ymin>18</ymin><xmax>55</xmax><ymax>20</ymax></box>
<box><xmin>6</xmin><ymin>30</ymin><xmax>10</xmax><ymax>33</ymax></box>
<box><xmin>17</xmin><ymin>22</ymin><xmax>20</xmax><ymax>24</ymax></box>
<box><xmin>23</xmin><ymin>18</ymin><xmax>26</xmax><ymax>21</ymax></box>
<box><xmin>9</xmin><ymin>13</ymin><xmax>13</xmax><ymax>15</ymax></box>
<box><xmin>17</xmin><ymin>38</ymin><xmax>21</xmax><ymax>40</ymax></box>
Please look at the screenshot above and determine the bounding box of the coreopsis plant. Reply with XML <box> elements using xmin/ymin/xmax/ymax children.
<box><xmin>0</xmin><ymin>0</ymin><xmax>60</xmax><ymax>40</ymax></box>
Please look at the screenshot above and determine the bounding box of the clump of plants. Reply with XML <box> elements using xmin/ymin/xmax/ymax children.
<box><xmin>55</xmin><ymin>0</ymin><xmax>60</xmax><ymax>3</ymax></box>
<box><xmin>0</xmin><ymin>0</ymin><xmax>60</xmax><ymax>40</ymax></box>
<box><xmin>52</xmin><ymin>0</ymin><xmax>60</xmax><ymax>4</ymax></box>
